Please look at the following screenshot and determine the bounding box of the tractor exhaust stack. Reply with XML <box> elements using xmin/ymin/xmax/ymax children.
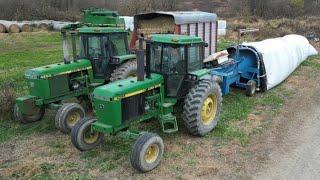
<box><xmin>136</xmin><ymin>38</ymin><xmax>145</xmax><ymax>81</ymax></box>
<box><xmin>71</xmin><ymin>31</ymin><xmax>78</xmax><ymax>63</ymax></box>
<box><xmin>62</xmin><ymin>31</ymin><xmax>70</xmax><ymax>64</ymax></box>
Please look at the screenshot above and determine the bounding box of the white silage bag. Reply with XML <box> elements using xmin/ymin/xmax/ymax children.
<box><xmin>244</xmin><ymin>34</ymin><xmax>318</xmax><ymax>89</ymax></box>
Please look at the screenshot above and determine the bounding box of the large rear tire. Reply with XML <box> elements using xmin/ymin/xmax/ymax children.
<box><xmin>14</xmin><ymin>104</ymin><xmax>45</xmax><ymax>124</ymax></box>
<box><xmin>110</xmin><ymin>60</ymin><xmax>137</xmax><ymax>82</ymax></box>
<box><xmin>130</xmin><ymin>133</ymin><xmax>164</xmax><ymax>173</ymax></box>
<box><xmin>71</xmin><ymin>117</ymin><xmax>104</xmax><ymax>151</ymax></box>
<box><xmin>55</xmin><ymin>103</ymin><xmax>85</xmax><ymax>134</ymax></box>
<box><xmin>183</xmin><ymin>80</ymin><xmax>222</xmax><ymax>136</ymax></box>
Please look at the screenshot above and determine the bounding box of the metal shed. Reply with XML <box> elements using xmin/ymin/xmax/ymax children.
<box><xmin>130</xmin><ymin>11</ymin><xmax>218</xmax><ymax>58</ymax></box>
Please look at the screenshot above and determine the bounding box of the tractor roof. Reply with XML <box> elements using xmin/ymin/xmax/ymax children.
<box><xmin>78</xmin><ymin>27</ymin><xmax>127</xmax><ymax>33</ymax></box>
<box><xmin>151</xmin><ymin>34</ymin><xmax>203</xmax><ymax>45</ymax></box>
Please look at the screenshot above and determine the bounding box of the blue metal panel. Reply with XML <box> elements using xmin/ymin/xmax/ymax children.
<box><xmin>211</xmin><ymin>45</ymin><xmax>266</xmax><ymax>95</ymax></box>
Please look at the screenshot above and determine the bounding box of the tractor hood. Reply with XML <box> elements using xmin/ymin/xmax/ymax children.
<box><xmin>93</xmin><ymin>73</ymin><xmax>163</xmax><ymax>101</ymax></box>
<box><xmin>25</xmin><ymin>59</ymin><xmax>92</xmax><ymax>79</ymax></box>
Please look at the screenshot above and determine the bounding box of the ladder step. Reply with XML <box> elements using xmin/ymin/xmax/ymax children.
<box><xmin>160</xmin><ymin>114</ymin><xmax>178</xmax><ymax>133</ymax></box>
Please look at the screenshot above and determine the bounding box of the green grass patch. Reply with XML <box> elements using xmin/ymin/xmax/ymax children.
<box><xmin>0</xmin><ymin>32</ymin><xmax>62</xmax><ymax>144</ymax></box>
<box><xmin>211</xmin><ymin>88</ymin><xmax>284</xmax><ymax>146</ymax></box>
<box><xmin>301</xmin><ymin>55</ymin><xmax>320</xmax><ymax>69</ymax></box>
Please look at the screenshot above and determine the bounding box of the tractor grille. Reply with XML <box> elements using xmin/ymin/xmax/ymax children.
<box><xmin>121</xmin><ymin>94</ymin><xmax>145</xmax><ymax>123</ymax></box>
<box><xmin>49</xmin><ymin>75</ymin><xmax>69</xmax><ymax>97</ymax></box>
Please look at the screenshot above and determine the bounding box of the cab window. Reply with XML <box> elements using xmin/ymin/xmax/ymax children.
<box><xmin>80</xmin><ymin>36</ymin><xmax>102</xmax><ymax>58</ymax></box>
<box><xmin>109</xmin><ymin>33</ymin><xmax>128</xmax><ymax>56</ymax></box>
<box><xmin>162</xmin><ymin>46</ymin><xmax>185</xmax><ymax>74</ymax></box>
<box><xmin>188</xmin><ymin>46</ymin><xmax>203</xmax><ymax>71</ymax></box>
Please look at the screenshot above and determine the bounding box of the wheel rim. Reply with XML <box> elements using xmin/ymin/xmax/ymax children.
<box><xmin>201</xmin><ymin>94</ymin><xmax>217</xmax><ymax>125</ymax></box>
<box><xmin>83</xmin><ymin>127</ymin><xmax>99</xmax><ymax>144</ymax></box>
<box><xmin>144</xmin><ymin>144</ymin><xmax>159</xmax><ymax>164</ymax></box>
<box><xmin>67</xmin><ymin>111</ymin><xmax>81</xmax><ymax>126</ymax></box>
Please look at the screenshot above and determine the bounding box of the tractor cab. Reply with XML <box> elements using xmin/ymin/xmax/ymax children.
<box><xmin>146</xmin><ymin>34</ymin><xmax>209</xmax><ymax>98</ymax></box>
<box><xmin>63</xmin><ymin>27</ymin><xmax>134</xmax><ymax>81</ymax></box>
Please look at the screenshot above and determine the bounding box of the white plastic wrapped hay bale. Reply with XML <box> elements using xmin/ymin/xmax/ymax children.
<box><xmin>0</xmin><ymin>23</ymin><xmax>6</xmax><ymax>33</ymax></box>
<box><xmin>120</xmin><ymin>16</ymin><xmax>134</xmax><ymax>31</ymax></box>
<box><xmin>0</xmin><ymin>20</ymin><xmax>20</xmax><ymax>33</ymax></box>
<box><xmin>218</xmin><ymin>20</ymin><xmax>227</xmax><ymax>36</ymax></box>
<box><xmin>244</xmin><ymin>34</ymin><xmax>318</xmax><ymax>89</ymax></box>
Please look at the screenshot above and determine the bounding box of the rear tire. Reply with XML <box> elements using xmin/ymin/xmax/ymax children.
<box><xmin>71</xmin><ymin>117</ymin><xmax>104</xmax><ymax>151</ymax></box>
<box><xmin>110</xmin><ymin>60</ymin><xmax>137</xmax><ymax>82</ymax></box>
<box><xmin>130</xmin><ymin>133</ymin><xmax>164</xmax><ymax>173</ymax></box>
<box><xmin>246</xmin><ymin>80</ymin><xmax>256</xmax><ymax>97</ymax></box>
<box><xmin>14</xmin><ymin>104</ymin><xmax>45</xmax><ymax>124</ymax></box>
<box><xmin>183</xmin><ymin>80</ymin><xmax>222</xmax><ymax>136</ymax></box>
<box><xmin>55</xmin><ymin>103</ymin><xmax>85</xmax><ymax>134</ymax></box>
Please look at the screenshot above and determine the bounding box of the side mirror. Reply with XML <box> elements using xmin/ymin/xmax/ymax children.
<box><xmin>204</xmin><ymin>43</ymin><xmax>209</xmax><ymax>47</ymax></box>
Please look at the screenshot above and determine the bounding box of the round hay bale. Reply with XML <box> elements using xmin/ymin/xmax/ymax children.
<box><xmin>38</xmin><ymin>23</ymin><xmax>49</xmax><ymax>31</ymax></box>
<box><xmin>0</xmin><ymin>23</ymin><xmax>6</xmax><ymax>33</ymax></box>
<box><xmin>21</xmin><ymin>24</ymin><xmax>33</xmax><ymax>32</ymax></box>
<box><xmin>8</xmin><ymin>24</ymin><xmax>20</xmax><ymax>33</ymax></box>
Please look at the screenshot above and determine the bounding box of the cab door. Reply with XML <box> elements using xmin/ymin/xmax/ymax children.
<box><xmin>161</xmin><ymin>46</ymin><xmax>186</xmax><ymax>97</ymax></box>
<box><xmin>80</xmin><ymin>35</ymin><xmax>108</xmax><ymax>79</ymax></box>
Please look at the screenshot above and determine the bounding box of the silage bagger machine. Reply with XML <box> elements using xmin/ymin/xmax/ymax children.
<box><xmin>14</xmin><ymin>9</ymin><xmax>137</xmax><ymax>133</ymax></box>
<box><xmin>71</xmin><ymin>34</ymin><xmax>223</xmax><ymax>172</ymax></box>
<box><xmin>210</xmin><ymin>28</ymin><xmax>267</xmax><ymax>96</ymax></box>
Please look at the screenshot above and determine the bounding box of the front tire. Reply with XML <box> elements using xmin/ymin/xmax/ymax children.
<box><xmin>14</xmin><ymin>104</ymin><xmax>45</xmax><ymax>124</ymax></box>
<box><xmin>55</xmin><ymin>103</ymin><xmax>85</xmax><ymax>134</ymax></box>
<box><xmin>110</xmin><ymin>60</ymin><xmax>137</xmax><ymax>82</ymax></box>
<box><xmin>71</xmin><ymin>117</ymin><xmax>104</xmax><ymax>151</ymax></box>
<box><xmin>130</xmin><ymin>133</ymin><xmax>164</xmax><ymax>173</ymax></box>
<box><xmin>183</xmin><ymin>80</ymin><xmax>222</xmax><ymax>136</ymax></box>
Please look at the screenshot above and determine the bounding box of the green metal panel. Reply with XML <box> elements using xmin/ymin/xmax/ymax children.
<box><xmin>151</xmin><ymin>34</ymin><xmax>203</xmax><ymax>45</ymax></box>
<box><xmin>93</xmin><ymin>73</ymin><xmax>163</xmax><ymax>101</ymax></box>
<box><xmin>190</xmin><ymin>68</ymin><xmax>211</xmax><ymax>78</ymax></box>
<box><xmin>25</xmin><ymin>59</ymin><xmax>92</xmax><ymax>78</ymax></box>
<box><xmin>92</xmin><ymin>98</ymin><xmax>122</xmax><ymax>132</ymax></box>
<box><xmin>113</xmin><ymin>54</ymin><xmax>136</xmax><ymax>63</ymax></box>
<box><xmin>28</xmin><ymin>78</ymin><xmax>51</xmax><ymax>99</ymax></box>
<box><xmin>78</xmin><ymin>27</ymin><xmax>127</xmax><ymax>34</ymax></box>
<box><xmin>83</xmin><ymin>8</ymin><xmax>125</xmax><ymax>27</ymax></box>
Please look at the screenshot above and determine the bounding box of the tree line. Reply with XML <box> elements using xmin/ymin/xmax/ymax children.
<box><xmin>0</xmin><ymin>0</ymin><xmax>319</xmax><ymax>20</ymax></box>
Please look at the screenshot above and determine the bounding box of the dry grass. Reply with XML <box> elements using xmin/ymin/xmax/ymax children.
<box><xmin>226</xmin><ymin>16</ymin><xmax>320</xmax><ymax>41</ymax></box>
<box><xmin>0</xmin><ymin>83</ymin><xmax>16</xmax><ymax>119</ymax></box>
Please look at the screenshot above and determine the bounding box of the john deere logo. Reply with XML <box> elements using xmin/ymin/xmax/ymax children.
<box><xmin>98</xmin><ymin>104</ymin><xmax>104</xmax><ymax>109</ymax></box>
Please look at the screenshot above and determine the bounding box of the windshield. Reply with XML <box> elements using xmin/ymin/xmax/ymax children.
<box><xmin>188</xmin><ymin>46</ymin><xmax>203</xmax><ymax>71</ymax></box>
<box><xmin>80</xmin><ymin>36</ymin><xmax>102</xmax><ymax>58</ymax></box>
<box><xmin>109</xmin><ymin>33</ymin><xmax>128</xmax><ymax>56</ymax></box>
<box><xmin>80</xmin><ymin>33</ymin><xmax>128</xmax><ymax>59</ymax></box>
<box><xmin>150</xmin><ymin>44</ymin><xmax>185</xmax><ymax>74</ymax></box>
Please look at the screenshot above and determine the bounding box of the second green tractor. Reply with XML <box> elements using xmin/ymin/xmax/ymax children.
<box><xmin>14</xmin><ymin>9</ymin><xmax>137</xmax><ymax>133</ymax></box>
<box><xmin>71</xmin><ymin>34</ymin><xmax>223</xmax><ymax>172</ymax></box>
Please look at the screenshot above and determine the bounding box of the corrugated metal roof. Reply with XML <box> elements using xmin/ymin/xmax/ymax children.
<box><xmin>136</xmin><ymin>11</ymin><xmax>217</xmax><ymax>25</ymax></box>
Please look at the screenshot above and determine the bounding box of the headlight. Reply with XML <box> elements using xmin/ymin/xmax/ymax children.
<box><xmin>187</xmin><ymin>74</ymin><xmax>198</xmax><ymax>81</ymax></box>
<box><xmin>111</xmin><ymin>57</ymin><xmax>120</xmax><ymax>63</ymax></box>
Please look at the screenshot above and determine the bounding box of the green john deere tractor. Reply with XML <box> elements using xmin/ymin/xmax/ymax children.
<box><xmin>71</xmin><ymin>34</ymin><xmax>223</xmax><ymax>172</ymax></box>
<box><xmin>14</xmin><ymin>10</ymin><xmax>137</xmax><ymax>134</ymax></box>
